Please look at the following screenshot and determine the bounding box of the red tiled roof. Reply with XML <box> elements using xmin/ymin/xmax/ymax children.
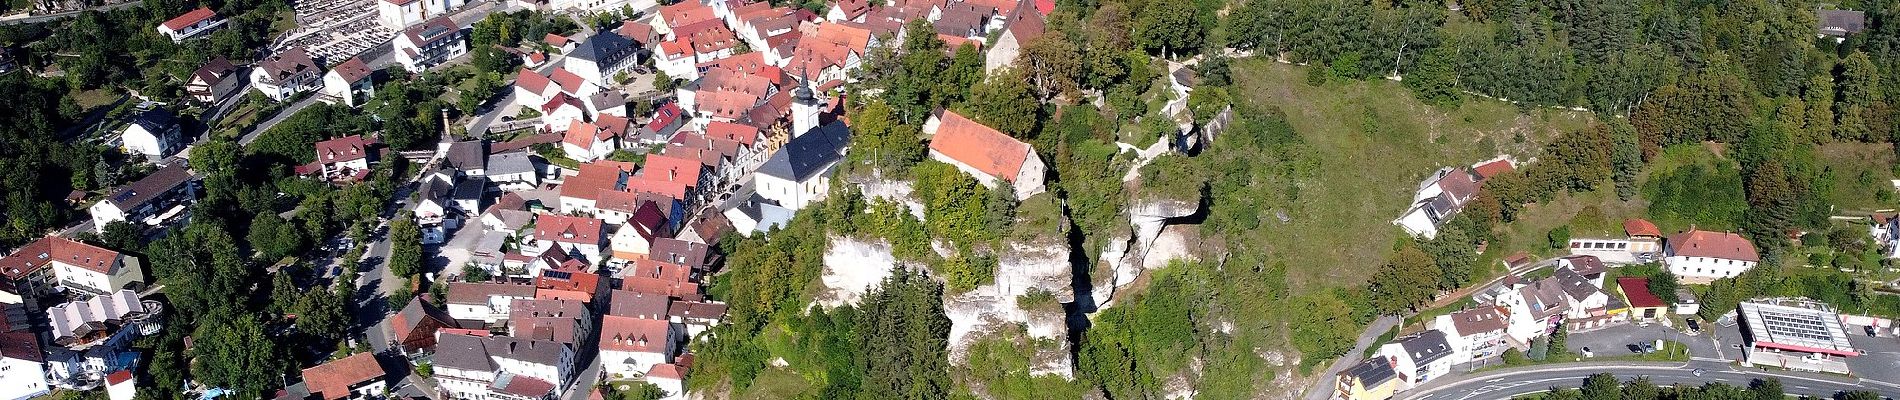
<box><xmin>928</xmin><ymin>110</ymin><xmax>1032</xmax><ymax>181</ymax></box>
<box><xmin>541</xmin><ymin>92</ymin><xmax>584</xmax><ymax>114</ymax></box>
<box><xmin>1624</xmin><ymin>219</ymin><xmax>1662</xmax><ymax>238</ymax></box>
<box><xmin>107</xmin><ymin>370</ymin><xmax>133</xmax><ymax>384</ymax></box>
<box><xmin>648</xmin><ymin>363</ymin><xmax>686</xmax><ymax>380</ymax></box>
<box><xmin>535</xmin><ymin>269</ymin><xmax>603</xmax><ymax>297</ymax></box>
<box><xmin>696</xmin><ymin>91</ymin><xmax>760</xmax><ymax>120</ymax></box>
<box><xmin>535</xmin><ymin>215</ymin><xmax>605</xmax><ymax>245</ymax></box>
<box><xmin>1667</xmin><ymin>229</ymin><xmax>1759</xmax><ymax>262</ymax></box>
<box><xmin>161</xmin><ymin>7</ymin><xmax>217</xmax><ymax>31</ymax></box>
<box><xmin>599</xmin><ymin>315</ymin><xmax>671</xmax><ymax>353</ymax></box>
<box><xmin>331</xmin><ymin>57</ymin><xmax>374</xmax><ymax>83</ymax></box>
<box><xmin>647</xmin><ymin>102</ymin><xmax>684</xmax><ymax>132</ymax></box>
<box><xmin>1616</xmin><ymin>277</ymin><xmax>1667</xmax><ymax>308</ymax></box>
<box><xmin>545</xmin><ymin>33</ymin><xmax>570</xmax><ymax>47</ymax></box>
<box><xmin>0</xmin><ymin>236</ymin><xmax>121</xmax><ymax>279</ymax></box>
<box><xmin>495</xmin><ymin>374</ymin><xmax>557</xmax><ymax>397</ymax></box>
<box><xmin>618</xmin><ymin>21</ymin><xmax>655</xmax><ymax>43</ymax></box>
<box><xmin>302</xmin><ymin>353</ymin><xmax>384</xmax><ymax>400</ymax></box>
<box><xmin>620</xmin><ymin>276</ymin><xmax>698</xmax><ymax>297</ymax></box>
<box><xmin>316</xmin><ymin>135</ymin><xmax>375</xmax><ymax>164</ymax></box>
<box><xmin>642</xmin><ymin>153</ymin><xmax>702</xmax><ymax>186</ymax></box>
<box><xmin>705</xmin><ymin>121</ymin><xmax>760</xmax><ymax>146</ymax></box>
<box><xmin>627</xmin><ymin>258</ymin><xmax>691</xmax><ymax>282</ymax></box>
<box><xmin>549</xmin><ymin>68</ymin><xmax>588</xmax><ymax>94</ymax></box>
<box><xmin>516</xmin><ymin>68</ymin><xmax>553</xmax><ymax>95</ymax></box>
<box><xmin>660</xmin><ymin>1</ymin><xmax>718</xmax><ymax>29</ymax></box>
<box><xmin>564</xmin><ymin>121</ymin><xmax>609</xmax><ymax>149</ymax></box>
<box><xmin>559</xmin><ymin>161</ymin><xmax>638</xmax><ymax>202</ymax></box>
<box><xmin>1472</xmin><ymin>158</ymin><xmax>1515</xmax><ymax>180</ymax></box>
<box><xmin>812</xmin><ymin>22</ymin><xmax>870</xmax><ymax>52</ymax></box>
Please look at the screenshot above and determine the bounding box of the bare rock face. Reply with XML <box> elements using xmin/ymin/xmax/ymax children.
<box><xmin>945</xmin><ymin>240</ymin><xmax>1076</xmax><ymax>379</ymax></box>
<box><xmin>858</xmin><ymin>179</ymin><xmax>925</xmax><ymax>220</ymax></box>
<box><xmin>1095</xmin><ymin>197</ymin><xmax>1200</xmax><ymax>308</ymax></box>
<box><xmin>815</xmin><ymin>236</ymin><xmax>902</xmax><ymax>308</ymax></box>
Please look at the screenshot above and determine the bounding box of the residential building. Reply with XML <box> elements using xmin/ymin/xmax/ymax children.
<box><xmin>644</xmin><ymin>364</ymin><xmax>687</xmax><ymax>400</ymax></box>
<box><xmin>598</xmin><ymin>314</ymin><xmax>680</xmax><ymax>379</ymax></box>
<box><xmin>1738</xmin><ymin>298</ymin><xmax>1856</xmax><ymax>374</ymax></box>
<box><xmin>1550</xmin><ymin>266</ymin><xmax>1619</xmax><ymax>332</ymax></box>
<box><xmin>540</xmin><ymin>93</ymin><xmax>589</xmax><ymax>133</ymax></box>
<box><xmin>0</xmin><ymin>237</ymin><xmax>144</xmax><ymax>297</ymax></box>
<box><xmin>984</xmin><ymin>0</ymin><xmax>1043</xmax><ymax>73</ymax></box>
<box><xmin>156</xmin><ymin>7</ymin><xmax>225</xmax><ymax>42</ymax></box>
<box><xmin>395</xmin><ymin>17</ymin><xmax>468</xmax><ymax>73</ymax></box>
<box><xmin>1377</xmin><ymin>330</ymin><xmax>1453</xmax><ymax>387</ymax></box>
<box><xmin>187</xmin><ymin>56</ymin><xmax>243</xmax><ymax>104</ymax></box>
<box><xmin>445</xmin><ymin>282</ymin><xmax>539</xmax><ymax>324</ymax></box>
<box><xmin>252</xmin><ymin>47</ymin><xmax>323</xmax><ymax>101</ymax></box>
<box><xmin>509</xmin><ymin>298</ymin><xmax>591</xmax><ymax>345</ymax></box>
<box><xmin>1818</xmin><ymin>9</ymin><xmax>1867</xmax><ymax>38</ymax></box>
<box><xmin>321</xmin><ymin>57</ymin><xmax>376</xmax><ymax>107</ymax></box>
<box><xmin>433</xmin><ymin>333</ymin><xmax>575</xmax><ymax>400</ymax></box>
<box><xmin>1565</xmin><ymin>219</ymin><xmax>1664</xmax><ymax>264</ymax></box>
<box><xmin>721</xmin><ymin>192</ymin><xmax>791</xmax><ymax>237</ymax></box>
<box><xmin>1431</xmin><ymin>307</ymin><xmax>1508</xmax><ymax>362</ymax></box>
<box><xmin>1494</xmin><ymin>275</ymin><xmax>1569</xmax><ymax>346</ymax></box>
<box><xmin>754</xmin><ymin>120</ymin><xmax>850</xmax><ymax>211</ymax></box>
<box><xmin>567</xmin><ymin>30</ymin><xmax>642</xmax><ymax>86</ymax></box>
<box><xmin>390</xmin><ymin>296</ymin><xmax>459</xmax><ymax>355</ymax></box>
<box><xmin>1664</xmin><ymin>229</ymin><xmax>1760</xmax><ymax>284</ymax></box>
<box><xmin>1392</xmin><ymin>166</ymin><xmax>1482</xmax><ymax>239</ymax></box>
<box><xmin>1334</xmin><ymin>357</ymin><xmax>1398</xmax><ymax>400</ymax></box>
<box><xmin>121</xmin><ymin>108</ymin><xmax>183</xmax><ymax>158</ymax></box>
<box><xmin>311</xmin><ymin>135</ymin><xmax>377</xmax><ymax>181</ymax></box>
<box><xmin>649</xmin><ymin>238</ymin><xmax>713</xmax><ymax>271</ymax></box>
<box><xmin>1617</xmin><ymin>277</ymin><xmax>1669</xmax><ymax>323</ymax></box>
<box><xmin>378</xmin><ymin>0</ymin><xmax>462</xmax><ymax>29</ymax></box>
<box><xmin>924</xmin><ymin>109</ymin><xmax>1046</xmax><ymax>199</ymax></box>
<box><xmin>301</xmin><ymin>352</ymin><xmax>386</xmax><ymax>400</ymax></box>
<box><xmin>535</xmin><ymin>268</ymin><xmax>607</xmax><ymax>305</ymax></box>
<box><xmin>610</xmin><ymin>202</ymin><xmax>669</xmax><ymax>260</ymax></box>
<box><xmin>442</xmin><ymin>140</ymin><xmax>487</xmax><ymax>176</ymax></box>
<box><xmin>488</xmin><ymin>151</ymin><xmax>542</xmax><ymax>190</ymax></box>
<box><xmin>89</xmin><ymin>162</ymin><xmax>199</xmax><ymax>231</ymax></box>
<box><xmin>47</xmin><ymin>290</ymin><xmax>149</xmax><ymax>351</ymax></box>
<box><xmin>667</xmin><ymin>300</ymin><xmax>726</xmax><ymax>337</ymax></box>
<box><xmin>529</xmin><ymin>215</ymin><xmax>608</xmax><ymax>264</ymax></box>
<box><xmin>0</xmin><ymin>315</ymin><xmax>48</xmax><ymax>400</ymax></box>
<box><xmin>561</xmin><ymin>117</ymin><xmax>624</xmax><ymax>162</ymax></box>
<box><xmin>1872</xmin><ymin>212</ymin><xmax>1900</xmax><ymax>258</ymax></box>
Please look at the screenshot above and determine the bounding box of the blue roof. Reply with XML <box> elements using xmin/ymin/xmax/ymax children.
<box><xmin>758</xmin><ymin>121</ymin><xmax>851</xmax><ymax>182</ymax></box>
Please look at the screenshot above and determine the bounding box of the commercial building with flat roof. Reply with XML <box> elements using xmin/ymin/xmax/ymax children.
<box><xmin>1738</xmin><ymin>298</ymin><xmax>1857</xmax><ymax>374</ymax></box>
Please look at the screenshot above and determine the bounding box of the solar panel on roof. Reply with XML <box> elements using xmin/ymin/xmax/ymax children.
<box><xmin>543</xmin><ymin>270</ymin><xmax>572</xmax><ymax>280</ymax></box>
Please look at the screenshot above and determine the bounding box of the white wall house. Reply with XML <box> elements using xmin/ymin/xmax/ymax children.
<box><xmin>89</xmin><ymin>163</ymin><xmax>198</xmax><ymax>233</ymax></box>
<box><xmin>0</xmin><ymin>341</ymin><xmax>50</xmax><ymax>400</ymax></box>
<box><xmin>753</xmin><ymin>96</ymin><xmax>847</xmax><ymax>211</ymax></box>
<box><xmin>599</xmin><ymin>315</ymin><xmax>681</xmax><ymax>379</ymax></box>
<box><xmin>1664</xmin><ymin>230</ymin><xmax>1760</xmax><ymax>284</ymax></box>
<box><xmin>923</xmin><ymin>109</ymin><xmax>1047</xmax><ymax>199</ymax></box>
<box><xmin>1377</xmin><ymin>330</ymin><xmax>1455</xmax><ymax>388</ymax></box>
<box><xmin>433</xmin><ymin>333</ymin><xmax>574</xmax><ymax>400</ymax></box>
<box><xmin>1431</xmin><ymin>307</ymin><xmax>1509</xmax><ymax>363</ymax></box>
<box><xmin>395</xmin><ymin>17</ymin><xmax>468</xmax><ymax>73</ymax></box>
<box><xmin>321</xmin><ymin>57</ymin><xmax>376</xmax><ymax>107</ymax></box>
<box><xmin>121</xmin><ymin>108</ymin><xmax>183</xmax><ymax>158</ymax></box>
<box><xmin>443</xmin><ymin>282</ymin><xmax>537</xmax><ymax>323</ymax></box>
<box><xmin>251</xmin><ymin>47</ymin><xmax>322</xmax><ymax>102</ymax></box>
<box><xmin>156</xmin><ymin>7</ymin><xmax>225</xmax><ymax>42</ymax></box>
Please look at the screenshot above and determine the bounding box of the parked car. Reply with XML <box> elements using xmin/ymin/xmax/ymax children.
<box><xmin>1686</xmin><ymin>318</ymin><xmax>1701</xmax><ymax>334</ymax></box>
<box><xmin>1867</xmin><ymin>325</ymin><xmax>1879</xmax><ymax>337</ymax></box>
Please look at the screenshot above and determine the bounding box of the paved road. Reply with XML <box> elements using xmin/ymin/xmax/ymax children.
<box><xmin>1302</xmin><ymin>315</ymin><xmax>1401</xmax><ymax>400</ymax></box>
<box><xmin>1404</xmin><ymin>361</ymin><xmax>1899</xmax><ymax>400</ymax></box>
<box><xmin>0</xmin><ymin>0</ymin><xmax>141</xmax><ymax>25</ymax></box>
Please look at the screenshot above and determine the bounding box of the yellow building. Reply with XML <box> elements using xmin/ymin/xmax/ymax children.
<box><xmin>1335</xmin><ymin>357</ymin><xmax>1399</xmax><ymax>400</ymax></box>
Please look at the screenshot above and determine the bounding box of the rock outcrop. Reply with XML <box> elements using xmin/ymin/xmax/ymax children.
<box><xmin>946</xmin><ymin>239</ymin><xmax>1076</xmax><ymax>378</ymax></box>
<box><xmin>1094</xmin><ymin>196</ymin><xmax>1199</xmax><ymax>308</ymax></box>
<box><xmin>815</xmin><ymin>236</ymin><xmax>903</xmax><ymax>308</ymax></box>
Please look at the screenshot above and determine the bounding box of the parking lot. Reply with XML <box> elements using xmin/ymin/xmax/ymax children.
<box><xmin>1564</xmin><ymin>322</ymin><xmax>1723</xmax><ymax>360</ymax></box>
